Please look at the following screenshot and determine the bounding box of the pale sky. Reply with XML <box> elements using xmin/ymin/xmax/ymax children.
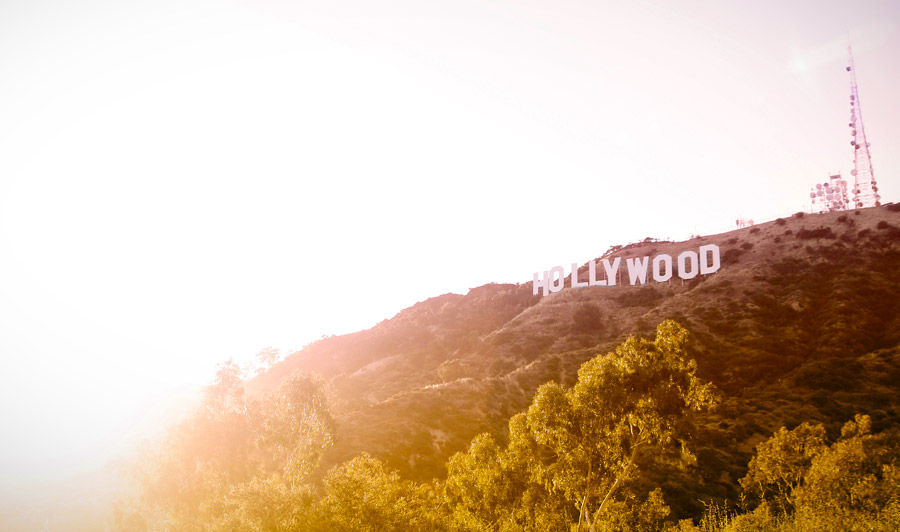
<box><xmin>1</xmin><ymin>0</ymin><xmax>898</xmax><ymax>489</ymax></box>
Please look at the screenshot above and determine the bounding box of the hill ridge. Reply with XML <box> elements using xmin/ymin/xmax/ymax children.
<box><xmin>248</xmin><ymin>204</ymin><xmax>900</xmax><ymax>516</ymax></box>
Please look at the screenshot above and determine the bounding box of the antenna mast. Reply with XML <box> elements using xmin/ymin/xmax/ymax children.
<box><xmin>847</xmin><ymin>45</ymin><xmax>880</xmax><ymax>208</ymax></box>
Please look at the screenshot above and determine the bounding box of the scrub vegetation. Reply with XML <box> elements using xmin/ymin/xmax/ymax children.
<box><xmin>113</xmin><ymin>205</ymin><xmax>900</xmax><ymax>531</ymax></box>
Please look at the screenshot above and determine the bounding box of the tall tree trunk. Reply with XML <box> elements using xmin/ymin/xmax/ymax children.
<box><xmin>577</xmin><ymin>460</ymin><xmax>593</xmax><ymax>531</ymax></box>
<box><xmin>589</xmin><ymin>443</ymin><xmax>642</xmax><ymax>532</ymax></box>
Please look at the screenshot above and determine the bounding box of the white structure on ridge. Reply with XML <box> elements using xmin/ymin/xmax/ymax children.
<box><xmin>810</xmin><ymin>173</ymin><xmax>850</xmax><ymax>213</ymax></box>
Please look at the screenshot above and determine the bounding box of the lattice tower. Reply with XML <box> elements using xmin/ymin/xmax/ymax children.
<box><xmin>847</xmin><ymin>46</ymin><xmax>880</xmax><ymax>208</ymax></box>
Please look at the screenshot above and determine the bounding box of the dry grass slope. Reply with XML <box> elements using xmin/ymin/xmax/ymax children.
<box><xmin>248</xmin><ymin>204</ymin><xmax>900</xmax><ymax>518</ymax></box>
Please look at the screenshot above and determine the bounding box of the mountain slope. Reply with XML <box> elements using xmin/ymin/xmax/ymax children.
<box><xmin>248</xmin><ymin>204</ymin><xmax>900</xmax><ymax>515</ymax></box>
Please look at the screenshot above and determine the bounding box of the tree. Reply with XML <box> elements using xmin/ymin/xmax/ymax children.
<box><xmin>139</xmin><ymin>360</ymin><xmax>260</xmax><ymax>531</ymax></box>
<box><xmin>739</xmin><ymin>421</ymin><xmax>827</xmax><ymax>512</ymax></box>
<box><xmin>205</xmin><ymin>358</ymin><xmax>248</xmax><ymax>414</ymax></box>
<box><xmin>129</xmin><ymin>368</ymin><xmax>335</xmax><ymax>532</ymax></box>
<box><xmin>259</xmin><ymin>372</ymin><xmax>336</xmax><ymax>490</ymax></box>
<box><xmin>256</xmin><ymin>347</ymin><xmax>282</xmax><ymax>374</ymax></box>
<box><xmin>444</xmin><ymin>320</ymin><xmax>716</xmax><ymax>532</ymax></box>
<box><xmin>444</xmin><ymin>429</ymin><xmax>547</xmax><ymax>531</ymax></box>
<box><xmin>211</xmin><ymin>475</ymin><xmax>319</xmax><ymax>532</ymax></box>
<box><xmin>319</xmin><ymin>454</ymin><xmax>446</xmax><ymax>532</ymax></box>
<box><xmin>734</xmin><ymin>413</ymin><xmax>900</xmax><ymax>532</ymax></box>
<box><xmin>532</xmin><ymin>320</ymin><xmax>715</xmax><ymax>531</ymax></box>
<box><xmin>795</xmin><ymin>414</ymin><xmax>900</xmax><ymax>515</ymax></box>
<box><xmin>591</xmin><ymin>488</ymin><xmax>670</xmax><ymax>532</ymax></box>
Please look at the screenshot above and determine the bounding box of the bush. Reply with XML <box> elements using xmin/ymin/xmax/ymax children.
<box><xmin>750</xmin><ymin>227</ymin><xmax>761</xmax><ymax>234</ymax></box>
<box><xmin>740</xmin><ymin>242</ymin><xmax>754</xmax><ymax>250</ymax></box>
<box><xmin>604</xmin><ymin>244</ymin><xmax>624</xmax><ymax>256</ymax></box>
<box><xmin>775</xmin><ymin>218</ymin><xmax>787</xmax><ymax>226</ymax></box>
<box><xmin>797</xmin><ymin>227</ymin><xmax>836</xmax><ymax>240</ymax></box>
<box><xmin>722</xmin><ymin>248</ymin><xmax>744</xmax><ymax>265</ymax></box>
<box><xmin>616</xmin><ymin>286</ymin><xmax>664</xmax><ymax>307</ymax></box>
<box><xmin>874</xmin><ymin>221</ymin><xmax>900</xmax><ymax>242</ymax></box>
<box><xmin>794</xmin><ymin>212</ymin><xmax>805</xmax><ymax>219</ymax></box>
<box><xmin>572</xmin><ymin>303</ymin><xmax>603</xmax><ymax>333</ymax></box>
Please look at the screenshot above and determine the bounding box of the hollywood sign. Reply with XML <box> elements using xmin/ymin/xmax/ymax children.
<box><xmin>533</xmin><ymin>244</ymin><xmax>721</xmax><ymax>296</ymax></box>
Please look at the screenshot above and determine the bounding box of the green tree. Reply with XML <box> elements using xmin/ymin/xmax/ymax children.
<box><xmin>444</xmin><ymin>427</ymin><xmax>550</xmax><ymax>532</ymax></box>
<box><xmin>795</xmin><ymin>414</ymin><xmax>900</xmax><ymax>515</ymax></box>
<box><xmin>138</xmin><ymin>360</ymin><xmax>260</xmax><ymax>531</ymax></box>
<box><xmin>528</xmin><ymin>320</ymin><xmax>714</xmax><ymax>531</ymax></box>
<box><xmin>319</xmin><ymin>454</ymin><xmax>446</xmax><ymax>532</ymax></box>
<box><xmin>445</xmin><ymin>320</ymin><xmax>716</xmax><ymax>532</ymax></box>
<box><xmin>739</xmin><ymin>421</ymin><xmax>827</xmax><ymax>512</ymax></box>
<box><xmin>210</xmin><ymin>475</ymin><xmax>320</xmax><ymax>532</ymax></box>
<box><xmin>128</xmin><ymin>368</ymin><xmax>335</xmax><ymax>532</ymax></box>
<box><xmin>591</xmin><ymin>488</ymin><xmax>670</xmax><ymax>532</ymax></box>
<box><xmin>734</xmin><ymin>414</ymin><xmax>900</xmax><ymax>531</ymax></box>
<box><xmin>256</xmin><ymin>347</ymin><xmax>282</xmax><ymax>375</ymax></box>
<box><xmin>259</xmin><ymin>372</ymin><xmax>336</xmax><ymax>490</ymax></box>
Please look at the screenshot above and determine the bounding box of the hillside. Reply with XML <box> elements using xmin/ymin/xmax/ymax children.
<box><xmin>247</xmin><ymin>204</ymin><xmax>900</xmax><ymax>518</ymax></box>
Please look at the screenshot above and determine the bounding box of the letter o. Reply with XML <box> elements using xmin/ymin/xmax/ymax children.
<box><xmin>549</xmin><ymin>266</ymin><xmax>565</xmax><ymax>293</ymax></box>
<box><xmin>653</xmin><ymin>254</ymin><xmax>673</xmax><ymax>282</ymax></box>
<box><xmin>678</xmin><ymin>251</ymin><xmax>699</xmax><ymax>280</ymax></box>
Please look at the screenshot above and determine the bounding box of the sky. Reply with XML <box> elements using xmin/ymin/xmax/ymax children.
<box><xmin>0</xmin><ymin>0</ymin><xmax>898</xmax><ymax>490</ymax></box>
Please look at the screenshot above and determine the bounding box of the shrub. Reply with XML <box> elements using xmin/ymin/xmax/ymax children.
<box><xmin>885</xmin><ymin>202</ymin><xmax>900</xmax><ymax>212</ymax></box>
<box><xmin>687</xmin><ymin>276</ymin><xmax>706</xmax><ymax>290</ymax></box>
<box><xmin>875</xmin><ymin>221</ymin><xmax>900</xmax><ymax>242</ymax></box>
<box><xmin>722</xmin><ymin>248</ymin><xmax>744</xmax><ymax>265</ymax></box>
<box><xmin>797</xmin><ymin>227</ymin><xmax>836</xmax><ymax>240</ymax></box>
<box><xmin>603</xmin><ymin>244</ymin><xmax>624</xmax><ymax>256</ymax></box>
<box><xmin>616</xmin><ymin>286</ymin><xmax>664</xmax><ymax>307</ymax></box>
<box><xmin>750</xmin><ymin>227</ymin><xmax>761</xmax><ymax>234</ymax></box>
<box><xmin>740</xmin><ymin>242</ymin><xmax>754</xmax><ymax>250</ymax></box>
<box><xmin>775</xmin><ymin>218</ymin><xmax>787</xmax><ymax>226</ymax></box>
<box><xmin>572</xmin><ymin>303</ymin><xmax>603</xmax><ymax>333</ymax></box>
<box><xmin>794</xmin><ymin>212</ymin><xmax>805</xmax><ymax>219</ymax></box>
<box><xmin>437</xmin><ymin>359</ymin><xmax>471</xmax><ymax>382</ymax></box>
<box><xmin>837</xmin><ymin>214</ymin><xmax>848</xmax><ymax>223</ymax></box>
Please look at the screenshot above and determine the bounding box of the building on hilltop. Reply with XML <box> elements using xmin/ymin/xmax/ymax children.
<box><xmin>810</xmin><ymin>173</ymin><xmax>850</xmax><ymax>213</ymax></box>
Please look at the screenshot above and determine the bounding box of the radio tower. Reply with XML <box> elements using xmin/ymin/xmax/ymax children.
<box><xmin>847</xmin><ymin>46</ymin><xmax>880</xmax><ymax>208</ymax></box>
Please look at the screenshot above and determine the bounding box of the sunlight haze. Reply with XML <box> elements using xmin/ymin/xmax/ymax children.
<box><xmin>1</xmin><ymin>0</ymin><xmax>898</xmax><ymax>491</ymax></box>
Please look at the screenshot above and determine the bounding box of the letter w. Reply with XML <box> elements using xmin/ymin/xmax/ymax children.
<box><xmin>625</xmin><ymin>256</ymin><xmax>650</xmax><ymax>285</ymax></box>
